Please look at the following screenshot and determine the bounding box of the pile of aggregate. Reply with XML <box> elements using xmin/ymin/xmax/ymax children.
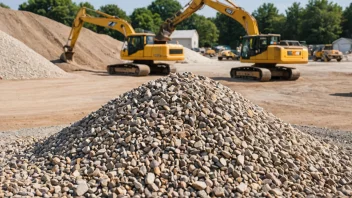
<box><xmin>0</xmin><ymin>30</ymin><xmax>68</xmax><ymax>80</ymax></box>
<box><xmin>0</xmin><ymin>72</ymin><xmax>351</xmax><ymax>197</ymax></box>
<box><xmin>181</xmin><ymin>47</ymin><xmax>213</xmax><ymax>64</ymax></box>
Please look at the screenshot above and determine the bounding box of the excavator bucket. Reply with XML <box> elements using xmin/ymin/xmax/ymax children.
<box><xmin>155</xmin><ymin>30</ymin><xmax>171</xmax><ymax>42</ymax></box>
<box><xmin>154</xmin><ymin>22</ymin><xmax>173</xmax><ymax>42</ymax></box>
<box><xmin>60</xmin><ymin>52</ymin><xmax>75</xmax><ymax>63</ymax></box>
<box><xmin>60</xmin><ymin>45</ymin><xmax>75</xmax><ymax>63</ymax></box>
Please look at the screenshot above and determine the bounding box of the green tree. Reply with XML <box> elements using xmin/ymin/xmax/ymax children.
<box><xmin>130</xmin><ymin>8</ymin><xmax>162</xmax><ymax>33</ymax></box>
<box><xmin>194</xmin><ymin>15</ymin><xmax>219</xmax><ymax>47</ymax></box>
<box><xmin>19</xmin><ymin>0</ymin><xmax>78</xmax><ymax>26</ymax></box>
<box><xmin>99</xmin><ymin>4</ymin><xmax>129</xmax><ymax>21</ymax></box>
<box><xmin>342</xmin><ymin>3</ymin><xmax>352</xmax><ymax>38</ymax></box>
<box><xmin>214</xmin><ymin>13</ymin><xmax>245</xmax><ymax>48</ymax></box>
<box><xmin>147</xmin><ymin>0</ymin><xmax>182</xmax><ymax>21</ymax></box>
<box><xmin>0</xmin><ymin>2</ymin><xmax>10</xmax><ymax>9</ymax></box>
<box><xmin>97</xmin><ymin>4</ymin><xmax>130</xmax><ymax>41</ymax></box>
<box><xmin>284</xmin><ymin>2</ymin><xmax>304</xmax><ymax>40</ymax></box>
<box><xmin>301</xmin><ymin>0</ymin><xmax>343</xmax><ymax>44</ymax></box>
<box><xmin>252</xmin><ymin>3</ymin><xmax>285</xmax><ymax>34</ymax></box>
<box><xmin>177</xmin><ymin>14</ymin><xmax>219</xmax><ymax>47</ymax></box>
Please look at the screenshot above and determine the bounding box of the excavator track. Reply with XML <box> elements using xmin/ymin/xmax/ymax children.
<box><xmin>230</xmin><ymin>67</ymin><xmax>272</xmax><ymax>82</ymax></box>
<box><xmin>150</xmin><ymin>63</ymin><xmax>177</xmax><ymax>76</ymax></box>
<box><xmin>107</xmin><ymin>63</ymin><xmax>150</xmax><ymax>76</ymax></box>
<box><xmin>230</xmin><ymin>66</ymin><xmax>301</xmax><ymax>82</ymax></box>
<box><xmin>271</xmin><ymin>66</ymin><xmax>301</xmax><ymax>81</ymax></box>
<box><xmin>289</xmin><ymin>68</ymin><xmax>301</xmax><ymax>81</ymax></box>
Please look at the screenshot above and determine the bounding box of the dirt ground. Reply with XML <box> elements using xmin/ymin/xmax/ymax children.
<box><xmin>0</xmin><ymin>61</ymin><xmax>351</xmax><ymax>131</ymax></box>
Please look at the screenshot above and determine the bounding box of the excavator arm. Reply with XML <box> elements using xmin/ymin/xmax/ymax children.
<box><xmin>156</xmin><ymin>0</ymin><xmax>259</xmax><ymax>41</ymax></box>
<box><xmin>61</xmin><ymin>7</ymin><xmax>135</xmax><ymax>61</ymax></box>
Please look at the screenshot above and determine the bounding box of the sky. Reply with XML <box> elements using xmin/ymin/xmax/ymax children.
<box><xmin>3</xmin><ymin>0</ymin><xmax>351</xmax><ymax>17</ymax></box>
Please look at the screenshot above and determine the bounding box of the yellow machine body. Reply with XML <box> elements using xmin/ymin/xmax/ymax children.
<box><xmin>156</xmin><ymin>0</ymin><xmax>309</xmax><ymax>81</ymax></box>
<box><xmin>62</xmin><ymin>7</ymin><xmax>184</xmax><ymax>76</ymax></box>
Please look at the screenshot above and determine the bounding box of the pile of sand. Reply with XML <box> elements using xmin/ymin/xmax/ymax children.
<box><xmin>0</xmin><ymin>7</ymin><xmax>123</xmax><ymax>72</ymax></box>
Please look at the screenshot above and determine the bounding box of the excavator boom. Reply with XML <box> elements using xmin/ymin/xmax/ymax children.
<box><xmin>156</xmin><ymin>0</ymin><xmax>259</xmax><ymax>41</ymax></box>
<box><xmin>62</xmin><ymin>7</ymin><xmax>135</xmax><ymax>61</ymax></box>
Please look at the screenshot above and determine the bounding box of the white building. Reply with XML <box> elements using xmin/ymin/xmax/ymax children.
<box><xmin>170</xmin><ymin>30</ymin><xmax>199</xmax><ymax>49</ymax></box>
<box><xmin>333</xmin><ymin>38</ymin><xmax>352</xmax><ymax>54</ymax></box>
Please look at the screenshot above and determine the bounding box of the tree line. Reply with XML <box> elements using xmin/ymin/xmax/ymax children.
<box><xmin>1</xmin><ymin>0</ymin><xmax>351</xmax><ymax>48</ymax></box>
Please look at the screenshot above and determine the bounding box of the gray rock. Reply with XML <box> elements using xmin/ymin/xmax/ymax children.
<box><xmin>146</xmin><ymin>173</ymin><xmax>155</xmax><ymax>185</ymax></box>
<box><xmin>76</xmin><ymin>181</ymin><xmax>89</xmax><ymax>196</ymax></box>
<box><xmin>270</xmin><ymin>188</ymin><xmax>283</xmax><ymax>196</ymax></box>
<box><xmin>237</xmin><ymin>155</ymin><xmax>245</xmax><ymax>166</ymax></box>
<box><xmin>82</xmin><ymin>146</ymin><xmax>90</xmax><ymax>154</ymax></box>
<box><xmin>134</xmin><ymin>181</ymin><xmax>143</xmax><ymax>189</ymax></box>
<box><xmin>192</xmin><ymin>181</ymin><xmax>207</xmax><ymax>190</ymax></box>
<box><xmin>236</xmin><ymin>183</ymin><xmax>247</xmax><ymax>193</ymax></box>
<box><xmin>198</xmin><ymin>190</ymin><xmax>209</xmax><ymax>198</ymax></box>
<box><xmin>213</xmin><ymin>187</ymin><xmax>225</xmax><ymax>197</ymax></box>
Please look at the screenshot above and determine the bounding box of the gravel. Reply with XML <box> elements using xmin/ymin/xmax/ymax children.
<box><xmin>0</xmin><ymin>73</ymin><xmax>351</xmax><ymax>197</ymax></box>
<box><xmin>0</xmin><ymin>125</ymin><xmax>67</xmax><ymax>147</ymax></box>
<box><xmin>294</xmin><ymin>125</ymin><xmax>352</xmax><ymax>152</ymax></box>
<box><xmin>0</xmin><ymin>30</ymin><xmax>68</xmax><ymax>80</ymax></box>
<box><xmin>181</xmin><ymin>47</ymin><xmax>213</xmax><ymax>64</ymax></box>
<box><xmin>344</xmin><ymin>54</ymin><xmax>352</xmax><ymax>62</ymax></box>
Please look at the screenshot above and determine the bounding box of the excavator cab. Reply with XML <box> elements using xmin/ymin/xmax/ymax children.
<box><xmin>125</xmin><ymin>34</ymin><xmax>155</xmax><ymax>56</ymax></box>
<box><xmin>241</xmin><ymin>35</ymin><xmax>280</xmax><ymax>60</ymax></box>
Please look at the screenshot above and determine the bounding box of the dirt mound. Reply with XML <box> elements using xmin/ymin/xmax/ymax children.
<box><xmin>0</xmin><ymin>7</ymin><xmax>123</xmax><ymax>71</ymax></box>
<box><xmin>0</xmin><ymin>30</ymin><xmax>68</xmax><ymax>80</ymax></box>
<box><xmin>1</xmin><ymin>73</ymin><xmax>351</xmax><ymax>197</ymax></box>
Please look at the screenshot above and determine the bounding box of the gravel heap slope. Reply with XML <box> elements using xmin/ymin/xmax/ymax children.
<box><xmin>0</xmin><ymin>7</ymin><xmax>123</xmax><ymax>71</ymax></box>
<box><xmin>182</xmin><ymin>47</ymin><xmax>213</xmax><ymax>63</ymax></box>
<box><xmin>0</xmin><ymin>30</ymin><xmax>68</xmax><ymax>80</ymax></box>
<box><xmin>1</xmin><ymin>73</ymin><xmax>352</xmax><ymax>197</ymax></box>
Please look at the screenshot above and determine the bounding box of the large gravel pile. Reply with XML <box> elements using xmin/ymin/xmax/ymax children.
<box><xmin>1</xmin><ymin>73</ymin><xmax>352</xmax><ymax>197</ymax></box>
<box><xmin>182</xmin><ymin>47</ymin><xmax>213</xmax><ymax>63</ymax></box>
<box><xmin>0</xmin><ymin>30</ymin><xmax>67</xmax><ymax>80</ymax></box>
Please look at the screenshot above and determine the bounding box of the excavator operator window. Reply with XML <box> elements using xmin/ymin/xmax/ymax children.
<box><xmin>249</xmin><ymin>37</ymin><xmax>259</xmax><ymax>56</ymax></box>
<box><xmin>241</xmin><ymin>37</ymin><xmax>251</xmax><ymax>59</ymax></box>
<box><xmin>128</xmin><ymin>36</ymin><xmax>144</xmax><ymax>55</ymax></box>
<box><xmin>257</xmin><ymin>37</ymin><xmax>268</xmax><ymax>54</ymax></box>
<box><xmin>242</xmin><ymin>36</ymin><xmax>269</xmax><ymax>58</ymax></box>
<box><xmin>324</xmin><ymin>45</ymin><xmax>332</xmax><ymax>50</ymax></box>
<box><xmin>269</xmin><ymin>36</ymin><xmax>280</xmax><ymax>45</ymax></box>
<box><xmin>260</xmin><ymin>37</ymin><xmax>268</xmax><ymax>49</ymax></box>
<box><xmin>146</xmin><ymin>36</ymin><xmax>155</xmax><ymax>45</ymax></box>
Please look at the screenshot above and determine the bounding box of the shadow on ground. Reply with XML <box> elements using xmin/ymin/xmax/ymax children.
<box><xmin>330</xmin><ymin>93</ymin><xmax>352</xmax><ymax>97</ymax></box>
<box><xmin>211</xmin><ymin>77</ymin><xmax>259</xmax><ymax>83</ymax></box>
<box><xmin>211</xmin><ymin>77</ymin><xmax>296</xmax><ymax>83</ymax></box>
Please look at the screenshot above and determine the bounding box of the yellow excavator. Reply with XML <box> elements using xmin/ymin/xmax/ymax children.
<box><xmin>61</xmin><ymin>7</ymin><xmax>184</xmax><ymax>76</ymax></box>
<box><xmin>156</xmin><ymin>0</ymin><xmax>309</xmax><ymax>81</ymax></box>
